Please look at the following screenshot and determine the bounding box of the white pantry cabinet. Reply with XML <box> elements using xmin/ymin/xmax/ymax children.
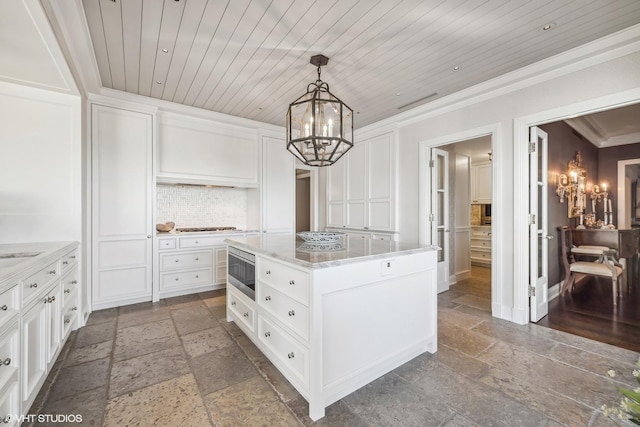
<box><xmin>260</xmin><ymin>136</ymin><xmax>295</xmax><ymax>234</ymax></box>
<box><xmin>326</xmin><ymin>132</ymin><xmax>397</xmax><ymax>232</ymax></box>
<box><xmin>91</xmin><ymin>104</ymin><xmax>154</xmax><ymax>309</ymax></box>
<box><xmin>157</xmin><ymin>113</ymin><xmax>259</xmax><ymax>187</ymax></box>
<box><xmin>471</xmin><ymin>163</ymin><xmax>492</xmax><ymax>204</ymax></box>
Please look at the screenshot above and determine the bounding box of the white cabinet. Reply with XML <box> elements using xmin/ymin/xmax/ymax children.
<box><xmin>21</xmin><ymin>297</ymin><xmax>47</xmax><ymax>412</ymax></box>
<box><xmin>471</xmin><ymin>163</ymin><xmax>492</xmax><ymax>204</ymax></box>
<box><xmin>260</xmin><ymin>136</ymin><xmax>295</xmax><ymax>234</ymax></box>
<box><xmin>91</xmin><ymin>104</ymin><xmax>154</xmax><ymax>310</ymax></box>
<box><xmin>471</xmin><ymin>226</ymin><xmax>492</xmax><ymax>266</ymax></box>
<box><xmin>326</xmin><ymin>133</ymin><xmax>397</xmax><ymax>232</ymax></box>
<box><xmin>157</xmin><ymin>113</ymin><xmax>259</xmax><ymax>187</ymax></box>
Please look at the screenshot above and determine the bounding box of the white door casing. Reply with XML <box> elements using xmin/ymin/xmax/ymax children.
<box><xmin>431</xmin><ymin>148</ymin><xmax>450</xmax><ymax>293</ymax></box>
<box><xmin>529</xmin><ymin>126</ymin><xmax>549</xmax><ymax>322</ymax></box>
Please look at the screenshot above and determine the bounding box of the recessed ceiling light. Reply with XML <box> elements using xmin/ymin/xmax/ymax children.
<box><xmin>539</xmin><ymin>23</ymin><xmax>556</xmax><ymax>32</ymax></box>
<box><xmin>162</xmin><ymin>48</ymin><xmax>169</xmax><ymax>53</ymax></box>
<box><xmin>396</xmin><ymin>92</ymin><xmax>401</xmax><ymax>96</ymax></box>
<box><xmin>453</xmin><ymin>65</ymin><xmax>461</xmax><ymax>71</ymax></box>
<box><xmin>155</xmin><ymin>80</ymin><xmax>162</xmax><ymax>84</ymax></box>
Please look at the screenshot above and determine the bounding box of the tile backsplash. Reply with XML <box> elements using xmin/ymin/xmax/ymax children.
<box><xmin>156</xmin><ymin>184</ymin><xmax>247</xmax><ymax>229</ymax></box>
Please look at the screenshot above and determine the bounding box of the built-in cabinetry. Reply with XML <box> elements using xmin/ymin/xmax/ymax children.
<box><xmin>470</xmin><ymin>163</ymin><xmax>492</xmax><ymax>204</ymax></box>
<box><xmin>156</xmin><ymin>113</ymin><xmax>259</xmax><ymax>187</ymax></box>
<box><xmin>91</xmin><ymin>104</ymin><xmax>154</xmax><ymax>310</ymax></box>
<box><xmin>470</xmin><ymin>226</ymin><xmax>492</xmax><ymax>266</ymax></box>
<box><xmin>0</xmin><ymin>242</ymin><xmax>80</xmax><ymax>424</ymax></box>
<box><xmin>257</xmin><ymin>136</ymin><xmax>295</xmax><ymax>234</ymax></box>
<box><xmin>326</xmin><ymin>133</ymin><xmax>397</xmax><ymax>234</ymax></box>
<box><xmin>156</xmin><ymin>232</ymin><xmax>258</xmax><ymax>300</ymax></box>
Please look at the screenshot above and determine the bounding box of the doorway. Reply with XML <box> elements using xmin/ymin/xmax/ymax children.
<box><xmin>295</xmin><ymin>167</ymin><xmax>318</xmax><ymax>232</ymax></box>
<box><xmin>419</xmin><ymin>130</ymin><xmax>494</xmax><ymax>314</ymax></box>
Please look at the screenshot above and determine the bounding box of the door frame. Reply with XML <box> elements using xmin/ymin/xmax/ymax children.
<box><xmin>419</xmin><ymin>123</ymin><xmax>500</xmax><ymax>313</ymax></box>
<box><xmin>294</xmin><ymin>164</ymin><xmax>319</xmax><ymax>231</ymax></box>
<box><xmin>617</xmin><ymin>158</ymin><xmax>640</xmax><ymax>229</ymax></box>
<box><xmin>513</xmin><ymin>88</ymin><xmax>640</xmax><ymax>324</ymax></box>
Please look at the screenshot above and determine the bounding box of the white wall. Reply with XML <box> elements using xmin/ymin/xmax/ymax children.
<box><xmin>355</xmin><ymin>39</ymin><xmax>640</xmax><ymax>322</ymax></box>
<box><xmin>0</xmin><ymin>82</ymin><xmax>82</xmax><ymax>243</ymax></box>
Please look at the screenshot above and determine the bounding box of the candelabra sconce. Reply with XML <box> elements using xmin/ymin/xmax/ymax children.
<box><xmin>556</xmin><ymin>152</ymin><xmax>586</xmax><ymax>219</ymax></box>
<box><xmin>589</xmin><ymin>183</ymin><xmax>615</xmax><ymax>229</ymax></box>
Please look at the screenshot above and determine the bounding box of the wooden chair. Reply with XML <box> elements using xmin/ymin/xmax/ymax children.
<box><xmin>558</xmin><ymin>226</ymin><xmax>624</xmax><ymax>306</ymax></box>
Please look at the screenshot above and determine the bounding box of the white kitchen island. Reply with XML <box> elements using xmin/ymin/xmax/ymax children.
<box><xmin>225</xmin><ymin>234</ymin><xmax>438</xmax><ymax>421</ymax></box>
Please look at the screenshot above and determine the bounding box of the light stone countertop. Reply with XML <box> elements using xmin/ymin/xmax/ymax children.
<box><xmin>0</xmin><ymin>241</ymin><xmax>78</xmax><ymax>292</ymax></box>
<box><xmin>225</xmin><ymin>234</ymin><xmax>438</xmax><ymax>269</ymax></box>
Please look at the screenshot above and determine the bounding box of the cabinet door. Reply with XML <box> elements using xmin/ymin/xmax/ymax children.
<box><xmin>92</xmin><ymin>105</ymin><xmax>153</xmax><ymax>309</ymax></box>
<box><xmin>367</xmin><ymin>134</ymin><xmax>394</xmax><ymax>230</ymax></box>
<box><xmin>346</xmin><ymin>144</ymin><xmax>366</xmax><ymax>228</ymax></box>
<box><xmin>471</xmin><ymin>164</ymin><xmax>492</xmax><ymax>204</ymax></box>
<box><xmin>46</xmin><ymin>285</ymin><xmax>61</xmax><ymax>369</ymax></box>
<box><xmin>326</xmin><ymin>158</ymin><xmax>346</xmax><ymax>228</ymax></box>
<box><xmin>262</xmin><ymin>137</ymin><xmax>294</xmax><ymax>233</ymax></box>
<box><xmin>21</xmin><ymin>299</ymin><xmax>47</xmax><ymax>410</ymax></box>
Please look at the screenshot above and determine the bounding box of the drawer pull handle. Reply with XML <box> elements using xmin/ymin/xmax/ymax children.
<box><xmin>63</xmin><ymin>261</ymin><xmax>69</xmax><ymax>265</ymax></box>
<box><xmin>243</xmin><ymin>312</ymin><xmax>249</xmax><ymax>318</ymax></box>
<box><xmin>0</xmin><ymin>305</ymin><xmax>7</xmax><ymax>311</ymax></box>
<box><xmin>288</xmin><ymin>310</ymin><xmax>295</xmax><ymax>317</ymax></box>
<box><xmin>287</xmin><ymin>352</ymin><xmax>295</xmax><ymax>359</ymax></box>
<box><xmin>30</xmin><ymin>283</ymin><xmax>38</xmax><ymax>288</ymax></box>
<box><xmin>231</xmin><ymin>301</ymin><xmax>236</xmax><ymax>306</ymax></box>
<box><xmin>70</xmin><ymin>255</ymin><xmax>76</xmax><ymax>259</ymax></box>
<box><xmin>48</xmin><ymin>270</ymin><xmax>56</xmax><ymax>275</ymax></box>
<box><xmin>264</xmin><ymin>332</ymin><xmax>270</xmax><ymax>338</ymax></box>
<box><xmin>265</xmin><ymin>296</ymin><xmax>271</xmax><ymax>301</ymax></box>
<box><xmin>175</xmin><ymin>259</ymin><xmax>179</xmax><ymax>262</ymax></box>
<box><xmin>195</xmin><ymin>257</ymin><xmax>199</xmax><ymax>261</ymax></box>
<box><xmin>289</xmin><ymin>280</ymin><xmax>295</xmax><ymax>285</ymax></box>
<box><xmin>71</xmin><ymin>280</ymin><xmax>78</xmax><ymax>284</ymax></box>
<box><xmin>266</xmin><ymin>270</ymin><xmax>271</xmax><ymax>275</ymax></box>
<box><xmin>64</xmin><ymin>319</ymin><xmax>70</xmax><ymax>324</ymax></box>
<box><xmin>71</xmin><ymin>307</ymin><xmax>77</xmax><ymax>311</ymax></box>
<box><xmin>195</xmin><ymin>275</ymin><xmax>199</xmax><ymax>279</ymax></box>
<box><xmin>64</xmin><ymin>289</ymin><xmax>71</xmax><ymax>294</ymax></box>
<box><xmin>1</xmin><ymin>358</ymin><xmax>10</xmax><ymax>366</ymax></box>
<box><xmin>195</xmin><ymin>241</ymin><xmax>199</xmax><ymax>244</ymax></box>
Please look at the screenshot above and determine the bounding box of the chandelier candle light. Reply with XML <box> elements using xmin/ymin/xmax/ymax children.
<box><xmin>286</xmin><ymin>55</ymin><xmax>354</xmax><ymax>167</ymax></box>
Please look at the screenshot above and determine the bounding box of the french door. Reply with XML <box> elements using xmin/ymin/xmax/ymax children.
<box><xmin>431</xmin><ymin>148</ymin><xmax>450</xmax><ymax>293</ymax></box>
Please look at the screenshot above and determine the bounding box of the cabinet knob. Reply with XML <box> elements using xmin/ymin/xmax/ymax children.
<box><xmin>195</xmin><ymin>241</ymin><xmax>199</xmax><ymax>244</ymax></box>
<box><xmin>0</xmin><ymin>305</ymin><xmax>7</xmax><ymax>311</ymax></box>
<box><xmin>289</xmin><ymin>280</ymin><xmax>295</xmax><ymax>285</ymax></box>
<box><xmin>64</xmin><ymin>319</ymin><xmax>70</xmax><ymax>324</ymax></box>
<box><xmin>288</xmin><ymin>310</ymin><xmax>295</xmax><ymax>317</ymax></box>
<box><xmin>1</xmin><ymin>358</ymin><xmax>10</xmax><ymax>366</ymax></box>
<box><xmin>70</xmin><ymin>255</ymin><xmax>76</xmax><ymax>259</ymax></box>
<box><xmin>265</xmin><ymin>296</ymin><xmax>271</xmax><ymax>301</ymax></box>
<box><xmin>266</xmin><ymin>270</ymin><xmax>271</xmax><ymax>275</ymax></box>
<box><xmin>287</xmin><ymin>352</ymin><xmax>295</xmax><ymax>359</ymax></box>
<box><xmin>147</xmin><ymin>235</ymin><xmax>151</xmax><ymax>238</ymax></box>
<box><xmin>71</xmin><ymin>280</ymin><xmax>78</xmax><ymax>284</ymax></box>
<box><xmin>243</xmin><ymin>312</ymin><xmax>249</xmax><ymax>318</ymax></box>
<box><xmin>195</xmin><ymin>257</ymin><xmax>199</xmax><ymax>261</ymax></box>
<box><xmin>195</xmin><ymin>275</ymin><xmax>199</xmax><ymax>279</ymax></box>
<box><xmin>264</xmin><ymin>332</ymin><xmax>270</xmax><ymax>338</ymax></box>
<box><xmin>64</xmin><ymin>289</ymin><xmax>71</xmax><ymax>294</ymax></box>
<box><xmin>71</xmin><ymin>307</ymin><xmax>78</xmax><ymax>311</ymax></box>
<box><xmin>30</xmin><ymin>283</ymin><xmax>38</xmax><ymax>288</ymax></box>
<box><xmin>63</xmin><ymin>261</ymin><xmax>69</xmax><ymax>265</ymax></box>
<box><xmin>231</xmin><ymin>301</ymin><xmax>236</xmax><ymax>306</ymax></box>
<box><xmin>48</xmin><ymin>270</ymin><xmax>56</xmax><ymax>275</ymax></box>
<box><xmin>175</xmin><ymin>259</ymin><xmax>179</xmax><ymax>262</ymax></box>
<box><xmin>175</xmin><ymin>277</ymin><xmax>179</xmax><ymax>281</ymax></box>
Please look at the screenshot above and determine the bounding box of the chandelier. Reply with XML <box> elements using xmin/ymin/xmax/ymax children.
<box><xmin>286</xmin><ymin>55</ymin><xmax>353</xmax><ymax>167</ymax></box>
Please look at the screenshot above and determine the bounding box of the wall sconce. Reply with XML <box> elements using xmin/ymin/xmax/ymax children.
<box><xmin>556</xmin><ymin>152</ymin><xmax>587</xmax><ymax>219</ymax></box>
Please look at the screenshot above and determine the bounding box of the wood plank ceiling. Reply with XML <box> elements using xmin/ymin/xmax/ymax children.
<box><xmin>82</xmin><ymin>0</ymin><xmax>640</xmax><ymax>128</ymax></box>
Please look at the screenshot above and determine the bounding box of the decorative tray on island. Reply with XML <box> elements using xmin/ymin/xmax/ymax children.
<box><xmin>296</xmin><ymin>231</ymin><xmax>344</xmax><ymax>243</ymax></box>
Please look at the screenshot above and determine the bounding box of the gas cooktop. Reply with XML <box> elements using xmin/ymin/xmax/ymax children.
<box><xmin>175</xmin><ymin>226</ymin><xmax>237</xmax><ymax>233</ymax></box>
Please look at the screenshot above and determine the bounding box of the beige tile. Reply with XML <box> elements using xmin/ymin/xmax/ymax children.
<box><xmin>165</xmin><ymin>294</ymin><xmax>206</xmax><ymax>310</ymax></box>
<box><xmin>85</xmin><ymin>307</ymin><xmax>118</xmax><ymax>326</ymax></box>
<box><xmin>437</xmin><ymin>319</ymin><xmax>496</xmax><ymax>357</ymax></box>
<box><xmin>190</xmin><ymin>345</ymin><xmax>257</xmax><ymax>395</ymax></box>
<box><xmin>41</xmin><ymin>386</ymin><xmax>107</xmax><ymax>426</ymax></box>
<box><xmin>64</xmin><ymin>340</ymin><xmax>113</xmax><ymax>367</ymax></box>
<box><xmin>181</xmin><ymin>326</ymin><xmax>234</xmax><ymax>358</ymax></box>
<box><xmin>109</xmin><ymin>346</ymin><xmax>190</xmax><ymax>399</ymax></box>
<box><xmin>117</xmin><ymin>304</ymin><xmax>171</xmax><ymax>329</ymax></box>
<box><xmin>253</xmin><ymin>357</ymin><xmax>300</xmax><ymax>403</ymax></box>
<box><xmin>438</xmin><ymin>306</ymin><xmax>485</xmax><ymax>329</ymax></box>
<box><xmin>202</xmin><ymin>294</ymin><xmax>225</xmax><ymax>308</ymax></box>
<box><xmin>451</xmin><ymin>294</ymin><xmax>492</xmax><ymax>312</ymax></box>
<box><xmin>171</xmin><ymin>305</ymin><xmax>216</xmax><ymax>335</ymax></box>
<box><xmin>104</xmin><ymin>374</ymin><xmax>211</xmax><ymax>427</ymax></box>
<box><xmin>471</xmin><ymin>319</ymin><xmax>557</xmax><ymax>356</ymax></box>
<box><xmin>204</xmin><ymin>376</ymin><xmax>300</xmax><ymax>427</ymax></box>
<box><xmin>49</xmin><ymin>358</ymin><xmax>111</xmax><ymax>402</ymax></box>
<box><xmin>114</xmin><ymin>318</ymin><xmax>180</xmax><ymax>362</ymax></box>
<box><xmin>286</xmin><ymin>396</ymin><xmax>369</xmax><ymax>427</ymax></box>
<box><xmin>74</xmin><ymin>321</ymin><xmax>116</xmax><ymax>348</ymax></box>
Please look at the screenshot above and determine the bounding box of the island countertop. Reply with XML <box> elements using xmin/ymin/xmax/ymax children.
<box><xmin>225</xmin><ymin>233</ymin><xmax>438</xmax><ymax>269</ymax></box>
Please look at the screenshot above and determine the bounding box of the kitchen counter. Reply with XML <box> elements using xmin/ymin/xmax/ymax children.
<box><xmin>225</xmin><ymin>234</ymin><xmax>437</xmax><ymax>420</ymax></box>
<box><xmin>0</xmin><ymin>241</ymin><xmax>78</xmax><ymax>292</ymax></box>
<box><xmin>224</xmin><ymin>234</ymin><xmax>437</xmax><ymax>268</ymax></box>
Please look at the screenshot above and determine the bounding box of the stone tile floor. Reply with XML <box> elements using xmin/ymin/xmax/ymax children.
<box><xmin>27</xmin><ymin>268</ymin><xmax>639</xmax><ymax>426</ymax></box>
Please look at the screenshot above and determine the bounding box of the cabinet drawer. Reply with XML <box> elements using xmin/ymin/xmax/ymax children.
<box><xmin>470</xmin><ymin>239</ymin><xmax>491</xmax><ymax>248</ymax></box>
<box><xmin>179</xmin><ymin>236</ymin><xmax>227</xmax><ymax>248</ymax></box>
<box><xmin>227</xmin><ymin>289</ymin><xmax>254</xmax><ymax>333</ymax></box>
<box><xmin>0</xmin><ymin>323</ymin><xmax>19</xmax><ymax>388</ymax></box>
<box><xmin>158</xmin><ymin>238</ymin><xmax>176</xmax><ymax>250</ymax></box>
<box><xmin>258</xmin><ymin>315</ymin><xmax>308</xmax><ymax>386</ymax></box>
<box><xmin>61</xmin><ymin>270</ymin><xmax>79</xmax><ymax>304</ymax></box>
<box><xmin>0</xmin><ymin>287</ymin><xmax>19</xmax><ymax>329</ymax></box>
<box><xmin>22</xmin><ymin>261</ymin><xmax>59</xmax><ymax>303</ymax></box>
<box><xmin>60</xmin><ymin>248</ymin><xmax>78</xmax><ymax>273</ymax></box>
<box><xmin>471</xmin><ymin>250</ymin><xmax>491</xmax><ymax>260</ymax></box>
<box><xmin>257</xmin><ymin>258</ymin><xmax>309</xmax><ymax>305</ymax></box>
<box><xmin>160</xmin><ymin>269</ymin><xmax>212</xmax><ymax>290</ymax></box>
<box><xmin>62</xmin><ymin>303</ymin><xmax>79</xmax><ymax>339</ymax></box>
<box><xmin>0</xmin><ymin>377</ymin><xmax>18</xmax><ymax>427</ymax></box>
<box><xmin>160</xmin><ymin>251</ymin><xmax>211</xmax><ymax>271</ymax></box>
<box><xmin>258</xmin><ymin>283</ymin><xmax>309</xmax><ymax>341</ymax></box>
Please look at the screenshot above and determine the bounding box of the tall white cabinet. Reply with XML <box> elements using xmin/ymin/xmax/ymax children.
<box><xmin>91</xmin><ymin>104</ymin><xmax>154</xmax><ymax>309</ymax></box>
<box><xmin>260</xmin><ymin>136</ymin><xmax>295</xmax><ymax>234</ymax></box>
<box><xmin>326</xmin><ymin>132</ymin><xmax>397</xmax><ymax>234</ymax></box>
<box><xmin>471</xmin><ymin>163</ymin><xmax>492</xmax><ymax>204</ymax></box>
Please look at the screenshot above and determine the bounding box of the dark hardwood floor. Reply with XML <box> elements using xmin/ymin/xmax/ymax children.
<box><xmin>537</xmin><ymin>275</ymin><xmax>640</xmax><ymax>353</ymax></box>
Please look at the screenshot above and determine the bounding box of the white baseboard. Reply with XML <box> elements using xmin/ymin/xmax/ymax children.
<box><xmin>455</xmin><ymin>270</ymin><xmax>471</xmax><ymax>282</ymax></box>
<box><xmin>549</xmin><ymin>281</ymin><xmax>562</xmax><ymax>301</ymax></box>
